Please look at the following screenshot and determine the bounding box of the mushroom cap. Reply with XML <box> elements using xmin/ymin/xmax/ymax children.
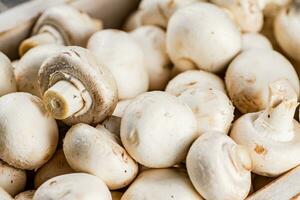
<box><xmin>112</xmin><ymin>192</ymin><xmax>123</xmax><ymax>200</ymax></box>
<box><xmin>274</xmin><ymin>5</ymin><xmax>300</xmax><ymax>62</ymax></box>
<box><xmin>101</xmin><ymin>116</ymin><xmax>121</xmax><ymax>137</ymax></box>
<box><xmin>130</xmin><ymin>25</ymin><xmax>171</xmax><ymax>90</ymax></box>
<box><xmin>121</xmin><ymin>91</ymin><xmax>198</xmax><ymax>168</ymax></box>
<box><xmin>242</xmin><ymin>33</ymin><xmax>272</xmax><ymax>51</ymax></box>
<box><xmin>63</xmin><ymin>123</ymin><xmax>138</xmax><ymax>190</ymax></box>
<box><xmin>33</xmin><ymin>173</ymin><xmax>111</xmax><ymax>200</ymax></box>
<box><xmin>87</xmin><ymin>29</ymin><xmax>149</xmax><ymax>100</ymax></box>
<box><xmin>167</xmin><ymin>2</ymin><xmax>241</xmax><ymax>73</ymax></box>
<box><xmin>0</xmin><ymin>160</ymin><xmax>26</xmax><ymax>196</ymax></box>
<box><xmin>225</xmin><ymin>49</ymin><xmax>299</xmax><ymax>113</ymax></box>
<box><xmin>0</xmin><ymin>187</ymin><xmax>13</xmax><ymax>200</ymax></box>
<box><xmin>186</xmin><ymin>131</ymin><xmax>252</xmax><ymax>200</ymax></box>
<box><xmin>0</xmin><ymin>52</ymin><xmax>16</xmax><ymax>96</ymax></box>
<box><xmin>34</xmin><ymin>149</ymin><xmax>74</xmax><ymax>188</ymax></box>
<box><xmin>177</xmin><ymin>87</ymin><xmax>234</xmax><ymax>135</ymax></box>
<box><xmin>38</xmin><ymin>46</ymin><xmax>118</xmax><ymax>125</ymax></box>
<box><xmin>0</xmin><ymin>92</ymin><xmax>58</xmax><ymax>170</ymax></box>
<box><xmin>33</xmin><ymin>5</ymin><xmax>102</xmax><ymax>46</ymax></box>
<box><xmin>121</xmin><ymin>168</ymin><xmax>203</xmax><ymax>200</ymax></box>
<box><xmin>15</xmin><ymin>190</ymin><xmax>35</xmax><ymax>200</ymax></box>
<box><xmin>15</xmin><ymin>44</ymin><xmax>64</xmax><ymax>97</ymax></box>
<box><xmin>112</xmin><ymin>99</ymin><xmax>133</xmax><ymax>118</ymax></box>
<box><xmin>165</xmin><ymin>70</ymin><xmax>226</xmax><ymax>96</ymax></box>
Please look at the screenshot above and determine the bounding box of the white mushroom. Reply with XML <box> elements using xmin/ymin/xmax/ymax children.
<box><xmin>230</xmin><ymin>79</ymin><xmax>300</xmax><ymax>177</ymax></box>
<box><xmin>33</xmin><ymin>173</ymin><xmax>111</xmax><ymax>200</ymax></box>
<box><xmin>0</xmin><ymin>92</ymin><xmax>58</xmax><ymax>170</ymax></box>
<box><xmin>63</xmin><ymin>123</ymin><xmax>138</xmax><ymax>190</ymax></box>
<box><xmin>121</xmin><ymin>168</ymin><xmax>203</xmax><ymax>200</ymax></box>
<box><xmin>112</xmin><ymin>99</ymin><xmax>134</xmax><ymax>118</ymax></box>
<box><xmin>165</xmin><ymin>70</ymin><xmax>226</xmax><ymax>96</ymax></box>
<box><xmin>15</xmin><ymin>190</ymin><xmax>35</xmax><ymax>200</ymax></box>
<box><xmin>19</xmin><ymin>5</ymin><xmax>102</xmax><ymax>56</ymax></box>
<box><xmin>167</xmin><ymin>2</ymin><xmax>241</xmax><ymax>73</ymax></box>
<box><xmin>34</xmin><ymin>149</ymin><xmax>74</xmax><ymax>188</ymax></box>
<box><xmin>0</xmin><ymin>160</ymin><xmax>26</xmax><ymax>196</ymax></box>
<box><xmin>112</xmin><ymin>192</ymin><xmax>123</xmax><ymax>200</ymax></box>
<box><xmin>15</xmin><ymin>44</ymin><xmax>63</xmax><ymax>97</ymax></box>
<box><xmin>186</xmin><ymin>131</ymin><xmax>252</xmax><ymax>200</ymax></box>
<box><xmin>0</xmin><ymin>52</ymin><xmax>16</xmax><ymax>96</ymax></box>
<box><xmin>87</xmin><ymin>29</ymin><xmax>149</xmax><ymax>100</ymax></box>
<box><xmin>130</xmin><ymin>25</ymin><xmax>172</xmax><ymax>90</ymax></box>
<box><xmin>38</xmin><ymin>46</ymin><xmax>118</xmax><ymax>125</ymax></box>
<box><xmin>101</xmin><ymin>116</ymin><xmax>122</xmax><ymax>138</ymax></box>
<box><xmin>225</xmin><ymin>49</ymin><xmax>299</xmax><ymax>113</ymax></box>
<box><xmin>242</xmin><ymin>33</ymin><xmax>273</xmax><ymax>51</ymax></box>
<box><xmin>123</xmin><ymin>11</ymin><xmax>144</xmax><ymax>32</ymax></box>
<box><xmin>0</xmin><ymin>187</ymin><xmax>13</xmax><ymax>200</ymax></box>
<box><xmin>121</xmin><ymin>91</ymin><xmax>198</xmax><ymax>168</ymax></box>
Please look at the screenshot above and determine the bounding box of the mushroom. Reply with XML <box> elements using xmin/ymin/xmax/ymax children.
<box><xmin>121</xmin><ymin>168</ymin><xmax>203</xmax><ymax>200</ymax></box>
<box><xmin>123</xmin><ymin>10</ymin><xmax>144</xmax><ymax>32</ymax></box>
<box><xmin>38</xmin><ymin>46</ymin><xmax>118</xmax><ymax>125</ymax></box>
<box><xmin>112</xmin><ymin>192</ymin><xmax>123</xmax><ymax>200</ymax></box>
<box><xmin>210</xmin><ymin>0</ymin><xmax>264</xmax><ymax>32</ymax></box>
<box><xmin>63</xmin><ymin>123</ymin><xmax>138</xmax><ymax>190</ymax></box>
<box><xmin>19</xmin><ymin>5</ymin><xmax>102</xmax><ymax>56</ymax></box>
<box><xmin>165</xmin><ymin>70</ymin><xmax>226</xmax><ymax>97</ymax></box>
<box><xmin>15</xmin><ymin>44</ymin><xmax>64</xmax><ymax>97</ymax></box>
<box><xmin>15</xmin><ymin>191</ymin><xmax>35</xmax><ymax>200</ymax></box>
<box><xmin>186</xmin><ymin>131</ymin><xmax>252</xmax><ymax>200</ymax></box>
<box><xmin>0</xmin><ymin>92</ymin><xmax>58</xmax><ymax>170</ymax></box>
<box><xmin>274</xmin><ymin>2</ymin><xmax>300</xmax><ymax>62</ymax></box>
<box><xmin>87</xmin><ymin>29</ymin><xmax>149</xmax><ymax>100</ymax></box>
<box><xmin>0</xmin><ymin>52</ymin><xmax>16</xmax><ymax>96</ymax></box>
<box><xmin>112</xmin><ymin>99</ymin><xmax>134</xmax><ymax>118</ymax></box>
<box><xmin>33</xmin><ymin>173</ymin><xmax>111</xmax><ymax>200</ymax></box>
<box><xmin>242</xmin><ymin>33</ymin><xmax>273</xmax><ymax>51</ymax></box>
<box><xmin>177</xmin><ymin>87</ymin><xmax>234</xmax><ymax>135</ymax></box>
<box><xmin>101</xmin><ymin>116</ymin><xmax>122</xmax><ymax>138</ymax></box>
<box><xmin>0</xmin><ymin>160</ymin><xmax>26</xmax><ymax>196</ymax></box>
<box><xmin>121</xmin><ymin>91</ymin><xmax>198</xmax><ymax>168</ymax></box>
<box><xmin>230</xmin><ymin>79</ymin><xmax>300</xmax><ymax>177</ymax></box>
<box><xmin>0</xmin><ymin>187</ymin><xmax>13</xmax><ymax>200</ymax></box>
<box><xmin>167</xmin><ymin>2</ymin><xmax>241</xmax><ymax>73</ymax></box>
<box><xmin>130</xmin><ymin>25</ymin><xmax>172</xmax><ymax>90</ymax></box>
<box><xmin>225</xmin><ymin>49</ymin><xmax>299</xmax><ymax>113</ymax></box>
<box><xmin>34</xmin><ymin>149</ymin><xmax>74</xmax><ymax>188</ymax></box>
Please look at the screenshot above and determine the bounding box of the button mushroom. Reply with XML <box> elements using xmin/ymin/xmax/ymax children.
<box><xmin>242</xmin><ymin>33</ymin><xmax>273</xmax><ymax>51</ymax></box>
<box><xmin>19</xmin><ymin>5</ymin><xmax>102</xmax><ymax>56</ymax></box>
<box><xmin>121</xmin><ymin>91</ymin><xmax>198</xmax><ymax>168</ymax></box>
<box><xmin>0</xmin><ymin>52</ymin><xmax>16</xmax><ymax>96</ymax></box>
<box><xmin>230</xmin><ymin>79</ymin><xmax>300</xmax><ymax>177</ymax></box>
<box><xmin>123</xmin><ymin>11</ymin><xmax>144</xmax><ymax>32</ymax></box>
<box><xmin>130</xmin><ymin>25</ymin><xmax>172</xmax><ymax>90</ymax></box>
<box><xmin>121</xmin><ymin>168</ymin><xmax>203</xmax><ymax>200</ymax></box>
<box><xmin>0</xmin><ymin>92</ymin><xmax>58</xmax><ymax>170</ymax></box>
<box><xmin>113</xmin><ymin>99</ymin><xmax>134</xmax><ymax>118</ymax></box>
<box><xmin>33</xmin><ymin>173</ymin><xmax>111</xmax><ymax>200</ymax></box>
<box><xmin>87</xmin><ymin>29</ymin><xmax>149</xmax><ymax>100</ymax></box>
<box><xmin>63</xmin><ymin>123</ymin><xmax>138</xmax><ymax>190</ymax></box>
<box><xmin>38</xmin><ymin>46</ymin><xmax>118</xmax><ymax>125</ymax></box>
<box><xmin>0</xmin><ymin>187</ymin><xmax>13</xmax><ymax>200</ymax></box>
<box><xmin>167</xmin><ymin>2</ymin><xmax>241</xmax><ymax>73</ymax></box>
<box><xmin>225</xmin><ymin>49</ymin><xmax>299</xmax><ymax>113</ymax></box>
<box><xmin>186</xmin><ymin>131</ymin><xmax>252</xmax><ymax>200</ymax></box>
<box><xmin>15</xmin><ymin>190</ymin><xmax>35</xmax><ymax>200</ymax></box>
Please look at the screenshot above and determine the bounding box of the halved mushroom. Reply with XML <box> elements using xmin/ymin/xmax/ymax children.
<box><xmin>38</xmin><ymin>46</ymin><xmax>118</xmax><ymax>125</ymax></box>
<box><xmin>230</xmin><ymin>79</ymin><xmax>300</xmax><ymax>177</ymax></box>
<box><xmin>19</xmin><ymin>5</ymin><xmax>102</xmax><ymax>56</ymax></box>
<box><xmin>0</xmin><ymin>52</ymin><xmax>16</xmax><ymax>96</ymax></box>
<box><xmin>0</xmin><ymin>92</ymin><xmax>58</xmax><ymax>170</ymax></box>
<box><xmin>242</xmin><ymin>33</ymin><xmax>272</xmax><ymax>51</ymax></box>
<box><xmin>15</xmin><ymin>190</ymin><xmax>35</xmax><ymax>200</ymax></box>
<box><xmin>186</xmin><ymin>131</ymin><xmax>252</xmax><ymax>200</ymax></box>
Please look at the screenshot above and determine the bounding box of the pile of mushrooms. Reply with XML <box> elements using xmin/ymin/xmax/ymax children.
<box><xmin>0</xmin><ymin>1</ymin><xmax>300</xmax><ymax>199</ymax></box>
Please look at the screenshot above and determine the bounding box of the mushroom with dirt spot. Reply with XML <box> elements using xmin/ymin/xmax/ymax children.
<box><xmin>0</xmin><ymin>52</ymin><xmax>16</xmax><ymax>96</ymax></box>
<box><xmin>15</xmin><ymin>190</ymin><xmax>35</xmax><ymax>200</ymax></box>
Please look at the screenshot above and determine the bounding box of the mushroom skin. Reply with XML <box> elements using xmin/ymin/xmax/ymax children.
<box><xmin>123</xmin><ymin>10</ymin><xmax>144</xmax><ymax>32</ymax></box>
<box><xmin>130</xmin><ymin>25</ymin><xmax>172</xmax><ymax>90</ymax></box>
<box><xmin>0</xmin><ymin>52</ymin><xmax>16</xmax><ymax>96</ymax></box>
<box><xmin>230</xmin><ymin>80</ymin><xmax>300</xmax><ymax>177</ymax></box>
<box><xmin>19</xmin><ymin>5</ymin><xmax>102</xmax><ymax>56</ymax></box>
<box><xmin>63</xmin><ymin>123</ymin><xmax>138</xmax><ymax>190</ymax></box>
<box><xmin>0</xmin><ymin>160</ymin><xmax>26</xmax><ymax>196</ymax></box>
<box><xmin>186</xmin><ymin>131</ymin><xmax>252</xmax><ymax>200</ymax></box>
<box><xmin>0</xmin><ymin>187</ymin><xmax>13</xmax><ymax>200</ymax></box>
<box><xmin>121</xmin><ymin>91</ymin><xmax>198</xmax><ymax>168</ymax></box>
<box><xmin>121</xmin><ymin>168</ymin><xmax>203</xmax><ymax>200</ymax></box>
<box><xmin>87</xmin><ymin>29</ymin><xmax>149</xmax><ymax>100</ymax></box>
<box><xmin>242</xmin><ymin>33</ymin><xmax>272</xmax><ymax>51</ymax></box>
<box><xmin>165</xmin><ymin>70</ymin><xmax>226</xmax><ymax>96</ymax></box>
<box><xmin>0</xmin><ymin>92</ymin><xmax>58</xmax><ymax>170</ymax></box>
<box><xmin>15</xmin><ymin>44</ymin><xmax>63</xmax><ymax>98</ymax></box>
<box><xmin>112</xmin><ymin>99</ymin><xmax>133</xmax><ymax>118</ymax></box>
<box><xmin>225</xmin><ymin>49</ymin><xmax>299</xmax><ymax>113</ymax></box>
<box><xmin>38</xmin><ymin>46</ymin><xmax>118</xmax><ymax>126</ymax></box>
<box><xmin>33</xmin><ymin>173</ymin><xmax>111</xmax><ymax>200</ymax></box>
<box><xmin>15</xmin><ymin>190</ymin><xmax>35</xmax><ymax>200</ymax></box>
<box><xmin>34</xmin><ymin>149</ymin><xmax>74</xmax><ymax>188</ymax></box>
<box><xmin>167</xmin><ymin>2</ymin><xmax>241</xmax><ymax>73</ymax></box>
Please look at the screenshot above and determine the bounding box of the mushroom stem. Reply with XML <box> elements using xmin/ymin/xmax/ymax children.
<box><xmin>43</xmin><ymin>80</ymin><xmax>84</xmax><ymax>119</ymax></box>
